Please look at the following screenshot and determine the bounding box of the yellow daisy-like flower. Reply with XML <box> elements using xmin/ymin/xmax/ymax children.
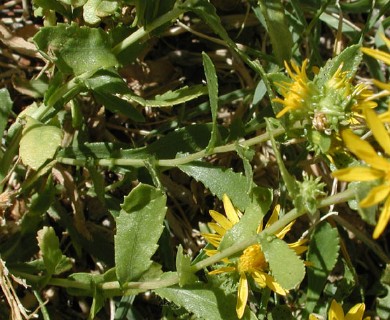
<box><xmin>309</xmin><ymin>300</ymin><xmax>369</xmax><ymax>320</ymax></box>
<box><xmin>202</xmin><ymin>194</ymin><xmax>307</xmax><ymax>318</ymax></box>
<box><xmin>274</xmin><ymin>59</ymin><xmax>313</xmax><ymax>118</ymax></box>
<box><xmin>273</xmin><ymin>59</ymin><xmax>375</xmax><ymax>132</ymax></box>
<box><xmin>332</xmin><ymin>108</ymin><xmax>390</xmax><ymax>239</ymax></box>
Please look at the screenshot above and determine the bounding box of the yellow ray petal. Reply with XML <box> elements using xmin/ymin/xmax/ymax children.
<box><xmin>236</xmin><ymin>273</ymin><xmax>248</xmax><ymax>319</ymax></box>
<box><xmin>373</xmin><ymin>79</ymin><xmax>390</xmax><ymax>91</ymax></box>
<box><xmin>364</xmin><ymin>108</ymin><xmax>390</xmax><ymax>156</ymax></box>
<box><xmin>341</xmin><ymin>130</ymin><xmax>390</xmax><ymax>170</ymax></box>
<box><xmin>332</xmin><ymin>166</ymin><xmax>384</xmax><ymax>181</ymax></box>
<box><xmin>252</xmin><ymin>271</ymin><xmax>267</xmax><ymax>288</ymax></box>
<box><xmin>276</xmin><ymin>105</ymin><xmax>294</xmax><ymax>118</ymax></box>
<box><xmin>361</xmin><ymin>47</ymin><xmax>390</xmax><ymax>65</ymax></box>
<box><xmin>204</xmin><ymin>249</ymin><xmax>218</xmax><ymax>256</ymax></box>
<box><xmin>266</xmin><ymin>205</ymin><xmax>295</xmax><ymax>238</ymax></box>
<box><xmin>202</xmin><ymin>233</ymin><xmax>222</xmax><ymax>248</ymax></box>
<box><xmin>345</xmin><ymin>302</ymin><xmax>365</xmax><ymax>320</ymax></box>
<box><xmin>222</xmin><ymin>194</ymin><xmax>240</xmax><ymax>224</ymax></box>
<box><xmin>252</xmin><ymin>271</ymin><xmax>287</xmax><ymax>296</ymax></box>
<box><xmin>262</xmin><ymin>273</ymin><xmax>288</xmax><ymax>296</ymax></box>
<box><xmin>309</xmin><ymin>315</ymin><xmax>319</xmax><ymax>320</ymax></box>
<box><xmin>208</xmin><ymin>222</ymin><xmax>226</xmax><ymax>236</ymax></box>
<box><xmin>265</xmin><ymin>204</ymin><xmax>280</xmax><ymax>228</ymax></box>
<box><xmin>359</xmin><ymin>184</ymin><xmax>390</xmax><ymax>207</ymax></box>
<box><xmin>288</xmin><ymin>238</ymin><xmax>308</xmax><ymax>254</ymax></box>
<box><xmin>328</xmin><ymin>300</ymin><xmax>345</xmax><ymax>320</ymax></box>
<box><xmin>208</xmin><ymin>266</ymin><xmax>236</xmax><ymax>275</ymax></box>
<box><xmin>209</xmin><ymin>210</ymin><xmax>233</xmax><ymax>231</ymax></box>
<box><xmin>275</xmin><ymin>221</ymin><xmax>294</xmax><ymax>239</ymax></box>
<box><xmin>373</xmin><ymin>196</ymin><xmax>390</xmax><ymax>239</ymax></box>
<box><xmin>204</xmin><ymin>249</ymin><xmax>230</xmax><ymax>262</ymax></box>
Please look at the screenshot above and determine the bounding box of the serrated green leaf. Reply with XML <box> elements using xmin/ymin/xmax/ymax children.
<box><xmin>258</xmin><ymin>0</ymin><xmax>292</xmax><ymax>65</ymax></box>
<box><xmin>219</xmin><ymin>186</ymin><xmax>272</xmax><ymax>251</ymax></box>
<box><xmin>315</xmin><ymin>44</ymin><xmax>362</xmax><ymax>87</ymax></box>
<box><xmin>83</xmin><ymin>0</ymin><xmax>118</xmax><ymax>25</ymax></box>
<box><xmin>154</xmin><ymin>283</ymin><xmax>257</xmax><ymax>320</ymax></box>
<box><xmin>115</xmin><ymin>184</ymin><xmax>167</xmax><ymax>283</ymax></box>
<box><xmin>178</xmin><ymin>161</ymin><xmax>251</xmax><ymax>211</ymax></box>
<box><xmin>176</xmin><ymin>245</ymin><xmax>197</xmax><ymax>287</ymax></box>
<box><xmin>306</xmin><ymin>221</ymin><xmax>340</xmax><ymax>313</ymax></box>
<box><xmin>19</xmin><ymin>117</ymin><xmax>63</xmax><ymax>170</ymax></box>
<box><xmin>33</xmin><ymin>23</ymin><xmax>117</xmax><ymax>76</ymax></box>
<box><xmin>37</xmin><ymin>226</ymin><xmax>72</xmax><ymax>276</ymax></box>
<box><xmin>202</xmin><ymin>52</ymin><xmax>220</xmax><ymax>153</ymax></box>
<box><xmin>258</xmin><ymin>235</ymin><xmax>305</xmax><ymax>290</ymax></box>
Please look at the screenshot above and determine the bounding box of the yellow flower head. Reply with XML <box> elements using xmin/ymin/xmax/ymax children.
<box><xmin>202</xmin><ymin>195</ymin><xmax>307</xmax><ymax>318</ymax></box>
<box><xmin>310</xmin><ymin>300</ymin><xmax>369</xmax><ymax>320</ymax></box>
<box><xmin>332</xmin><ymin>108</ymin><xmax>390</xmax><ymax>238</ymax></box>
<box><xmin>273</xmin><ymin>59</ymin><xmax>376</xmax><ymax>134</ymax></box>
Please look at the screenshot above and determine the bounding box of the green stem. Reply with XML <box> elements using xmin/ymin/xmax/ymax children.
<box><xmin>57</xmin><ymin>127</ymin><xmax>286</xmax><ymax>168</ymax></box>
<box><xmin>102</xmin><ymin>274</ymin><xmax>179</xmax><ymax>291</ymax></box>
<box><xmin>45</xmin><ymin>70</ymin><xmax>96</xmax><ymax>110</ymax></box>
<box><xmin>112</xmin><ymin>7</ymin><xmax>185</xmax><ymax>55</ymax></box>
<box><xmin>13</xmin><ymin>272</ymin><xmax>91</xmax><ymax>290</ymax></box>
<box><xmin>266</xmin><ymin>118</ymin><xmax>298</xmax><ymax>197</ymax></box>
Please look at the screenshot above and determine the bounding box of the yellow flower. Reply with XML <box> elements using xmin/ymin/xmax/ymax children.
<box><xmin>273</xmin><ymin>59</ymin><xmax>375</xmax><ymax>132</ymax></box>
<box><xmin>309</xmin><ymin>300</ymin><xmax>369</xmax><ymax>320</ymax></box>
<box><xmin>202</xmin><ymin>194</ymin><xmax>307</xmax><ymax>318</ymax></box>
<box><xmin>274</xmin><ymin>59</ymin><xmax>313</xmax><ymax>118</ymax></box>
<box><xmin>332</xmin><ymin>108</ymin><xmax>390</xmax><ymax>238</ymax></box>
